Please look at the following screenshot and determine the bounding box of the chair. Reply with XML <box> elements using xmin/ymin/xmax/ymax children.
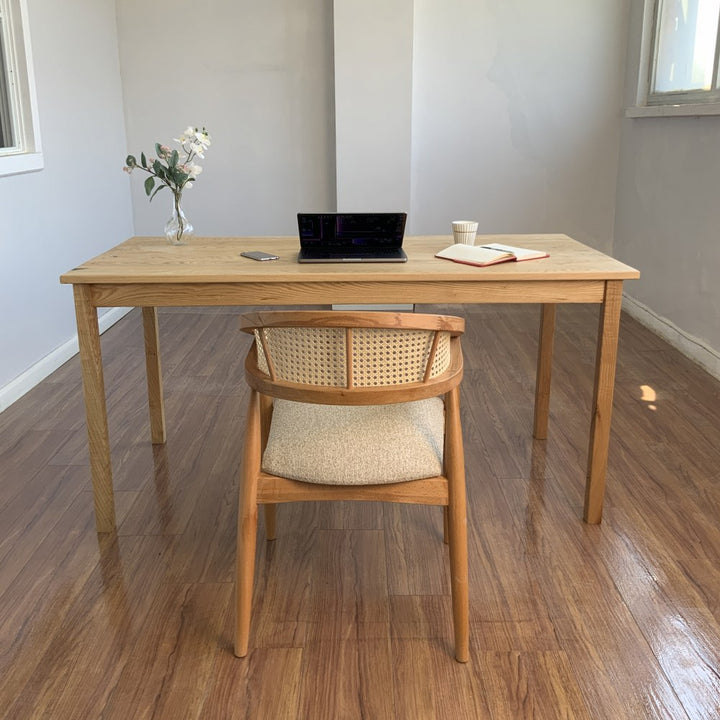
<box><xmin>234</xmin><ymin>310</ymin><xmax>469</xmax><ymax>662</ymax></box>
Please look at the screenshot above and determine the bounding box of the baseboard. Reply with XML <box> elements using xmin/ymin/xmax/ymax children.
<box><xmin>0</xmin><ymin>307</ymin><xmax>133</xmax><ymax>413</ymax></box>
<box><xmin>623</xmin><ymin>293</ymin><xmax>720</xmax><ymax>381</ymax></box>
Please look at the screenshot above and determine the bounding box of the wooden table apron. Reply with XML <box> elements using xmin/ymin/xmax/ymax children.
<box><xmin>62</xmin><ymin>235</ymin><xmax>638</xmax><ymax>532</ymax></box>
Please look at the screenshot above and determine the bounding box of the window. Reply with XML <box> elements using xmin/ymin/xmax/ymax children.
<box><xmin>0</xmin><ymin>12</ymin><xmax>15</xmax><ymax>148</ymax></box>
<box><xmin>646</xmin><ymin>0</ymin><xmax>720</xmax><ymax>106</ymax></box>
<box><xmin>0</xmin><ymin>0</ymin><xmax>42</xmax><ymax>176</ymax></box>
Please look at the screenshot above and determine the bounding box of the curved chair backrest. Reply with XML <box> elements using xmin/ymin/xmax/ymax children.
<box><xmin>239</xmin><ymin>311</ymin><xmax>465</xmax><ymax>405</ymax></box>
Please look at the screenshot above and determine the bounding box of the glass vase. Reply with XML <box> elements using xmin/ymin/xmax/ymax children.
<box><xmin>165</xmin><ymin>193</ymin><xmax>193</xmax><ymax>245</ymax></box>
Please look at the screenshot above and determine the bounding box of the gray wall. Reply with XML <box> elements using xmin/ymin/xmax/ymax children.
<box><xmin>614</xmin><ymin>1</ymin><xmax>720</xmax><ymax>374</ymax></box>
<box><xmin>115</xmin><ymin>0</ymin><xmax>336</xmax><ymax>237</ymax></box>
<box><xmin>410</xmin><ymin>0</ymin><xmax>630</xmax><ymax>249</ymax></box>
<box><xmin>333</xmin><ymin>0</ymin><xmax>413</xmax><ymax>211</ymax></box>
<box><xmin>117</xmin><ymin>0</ymin><xmax>631</xmax><ymax>249</ymax></box>
<box><xmin>0</xmin><ymin>0</ymin><xmax>132</xmax><ymax>404</ymax></box>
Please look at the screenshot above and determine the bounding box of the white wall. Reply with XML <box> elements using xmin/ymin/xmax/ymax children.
<box><xmin>333</xmin><ymin>0</ymin><xmax>413</xmax><ymax>210</ymax></box>
<box><xmin>0</xmin><ymin>0</ymin><xmax>132</xmax><ymax>405</ymax></box>
<box><xmin>614</xmin><ymin>2</ymin><xmax>720</xmax><ymax>373</ymax></box>
<box><xmin>115</xmin><ymin>0</ymin><xmax>336</xmax><ymax>238</ymax></box>
<box><xmin>409</xmin><ymin>0</ymin><xmax>630</xmax><ymax>249</ymax></box>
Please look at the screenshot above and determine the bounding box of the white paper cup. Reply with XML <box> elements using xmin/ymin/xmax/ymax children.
<box><xmin>452</xmin><ymin>220</ymin><xmax>478</xmax><ymax>245</ymax></box>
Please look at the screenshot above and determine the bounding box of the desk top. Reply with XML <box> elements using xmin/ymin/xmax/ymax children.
<box><xmin>60</xmin><ymin>234</ymin><xmax>639</xmax><ymax>285</ymax></box>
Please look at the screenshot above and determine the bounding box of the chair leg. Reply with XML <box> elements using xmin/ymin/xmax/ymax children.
<box><xmin>445</xmin><ymin>387</ymin><xmax>469</xmax><ymax>663</ymax></box>
<box><xmin>259</xmin><ymin>395</ymin><xmax>277</xmax><ymax>541</ymax></box>
<box><xmin>264</xmin><ymin>504</ymin><xmax>277</xmax><ymax>541</ymax></box>
<box><xmin>235</xmin><ymin>390</ymin><xmax>261</xmax><ymax>658</ymax></box>
<box><xmin>447</xmin><ymin>496</ymin><xmax>469</xmax><ymax>662</ymax></box>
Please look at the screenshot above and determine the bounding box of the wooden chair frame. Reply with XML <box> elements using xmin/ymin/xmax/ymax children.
<box><xmin>234</xmin><ymin>311</ymin><xmax>469</xmax><ymax>662</ymax></box>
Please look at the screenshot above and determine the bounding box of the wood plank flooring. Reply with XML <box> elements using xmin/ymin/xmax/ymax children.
<box><xmin>1</xmin><ymin>303</ymin><xmax>720</xmax><ymax>719</ymax></box>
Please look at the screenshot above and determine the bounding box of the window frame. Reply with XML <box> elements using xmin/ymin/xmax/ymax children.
<box><xmin>0</xmin><ymin>0</ymin><xmax>42</xmax><ymax>176</ymax></box>
<box><xmin>630</xmin><ymin>0</ymin><xmax>720</xmax><ymax>117</ymax></box>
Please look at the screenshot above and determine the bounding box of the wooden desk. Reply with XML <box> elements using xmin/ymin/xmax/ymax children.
<box><xmin>61</xmin><ymin>234</ymin><xmax>639</xmax><ymax>532</ymax></box>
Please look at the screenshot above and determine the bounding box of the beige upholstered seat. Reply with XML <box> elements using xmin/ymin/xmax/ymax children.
<box><xmin>234</xmin><ymin>310</ymin><xmax>469</xmax><ymax>662</ymax></box>
<box><xmin>262</xmin><ymin>397</ymin><xmax>445</xmax><ymax>484</ymax></box>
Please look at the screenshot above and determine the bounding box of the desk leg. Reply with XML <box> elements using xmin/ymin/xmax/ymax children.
<box><xmin>585</xmin><ymin>281</ymin><xmax>623</xmax><ymax>524</ymax></box>
<box><xmin>73</xmin><ymin>285</ymin><xmax>116</xmax><ymax>533</ymax></box>
<box><xmin>142</xmin><ymin>307</ymin><xmax>166</xmax><ymax>444</ymax></box>
<box><xmin>533</xmin><ymin>303</ymin><xmax>556</xmax><ymax>439</ymax></box>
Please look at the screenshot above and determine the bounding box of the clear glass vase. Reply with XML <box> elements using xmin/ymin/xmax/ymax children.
<box><xmin>165</xmin><ymin>193</ymin><xmax>194</xmax><ymax>245</ymax></box>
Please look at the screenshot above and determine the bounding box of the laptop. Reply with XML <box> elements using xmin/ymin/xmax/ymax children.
<box><xmin>297</xmin><ymin>212</ymin><xmax>408</xmax><ymax>263</ymax></box>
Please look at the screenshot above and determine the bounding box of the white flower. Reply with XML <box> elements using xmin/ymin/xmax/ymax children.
<box><xmin>195</xmin><ymin>129</ymin><xmax>211</xmax><ymax>147</ymax></box>
<box><xmin>174</xmin><ymin>126</ymin><xmax>195</xmax><ymax>144</ymax></box>
<box><xmin>188</xmin><ymin>163</ymin><xmax>203</xmax><ymax>177</ymax></box>
<box><xmin>174</xmin><ymin>126</ymin><xmax>210</xmax><ymax>154</ymax></box>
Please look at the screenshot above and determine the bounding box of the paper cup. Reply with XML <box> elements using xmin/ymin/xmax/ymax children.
<box><xmin>452</xmin><ymin>220</ymin><xmax>478</xmax><ymax>245</ymax></box>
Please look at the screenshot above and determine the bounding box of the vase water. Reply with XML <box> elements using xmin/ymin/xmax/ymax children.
<box><xmin>165</xmin><ymin>192</ymin><xmax>193</xmax><ymax>245</ymax></box>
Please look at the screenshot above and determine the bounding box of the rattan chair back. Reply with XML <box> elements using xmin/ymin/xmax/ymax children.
<box><xmin>239</xmin><ymin>311</ymin><xmax>464</xmax><ymax>404</ymax></box>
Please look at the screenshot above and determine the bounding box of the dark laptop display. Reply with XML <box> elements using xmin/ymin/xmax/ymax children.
<box><xmin>297</xmin><ymin>212</ymin><xmax>408</xmax><ymax>263</ymax></box>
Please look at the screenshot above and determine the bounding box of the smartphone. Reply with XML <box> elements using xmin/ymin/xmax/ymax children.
<box><xmin>240</xmin><ymin>251</ymin><xmax>280</xmax><ymax>261</ymax></box>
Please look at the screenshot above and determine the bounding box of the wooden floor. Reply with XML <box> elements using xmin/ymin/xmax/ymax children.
<box><xmin>1</xmin><ymin>302</ymin><xmax>720</xmax><ymax>719</ymax></box>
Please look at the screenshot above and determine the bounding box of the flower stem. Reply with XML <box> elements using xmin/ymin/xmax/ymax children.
<box><xmin>173</xmin><ymin>192</ymin><xmax>184</xmax><ymax>243</ymax></box>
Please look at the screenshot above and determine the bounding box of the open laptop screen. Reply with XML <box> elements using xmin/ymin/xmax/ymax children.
<box><xmin>298</xmin><ymin>212</ymin><xmax>407</xmax><ymax>250</ymax></box>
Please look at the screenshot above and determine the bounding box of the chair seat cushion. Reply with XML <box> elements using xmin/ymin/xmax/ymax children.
<box><xmin>261</xmin><ymin>397</ymin><xmax>445</xmax><ymax>485</ymax></box>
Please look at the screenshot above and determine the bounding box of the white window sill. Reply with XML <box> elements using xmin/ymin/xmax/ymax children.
<box><xmin>626</xmin><ymin>103</ymin><xmax>720</xmax><ymax>118</ymax></box>
<box><xmin>0</xmin><ymin>151</ymin><xmax>44</xmax><ymax>177</ymax></box>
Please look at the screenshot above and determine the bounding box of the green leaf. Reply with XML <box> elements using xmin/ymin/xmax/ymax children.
<box><xmin>144</xmin><ymin>176</ymin><xmax>155</xmax><ymax>196</ymax></box>
<box><xmin>170</xmin><ymin>149</ymin><xmax>179</xmax><ymax>168</ymax></box>
<box><xmin>125</xmin><ymin>155</ymin><xmax>136</xmax><ymax>167</ymax></box>
<box><xmin>141</xmin><ymin>152</ymin><xmax>147</xmax><ymax>168</ymax></box>
<box><xmin>155</xmin><ymin>142</ymin><xmax>163</xmax><ymax>158</ymax></box>
<box><xmin>152</xmin><ymin>160</ymin><xmax>166</xmax><ymax>179</ymax></box>
<box><xmin>149</xmin><ymin>184</ymin><xmax>167</xmax><ymax>202</ymax></box>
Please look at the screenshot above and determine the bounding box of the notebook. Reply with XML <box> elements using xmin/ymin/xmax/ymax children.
<box><xmin>297</xmin><ymin>212</ymin><xmax>408</xmax><ymax>263</ymax></box>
